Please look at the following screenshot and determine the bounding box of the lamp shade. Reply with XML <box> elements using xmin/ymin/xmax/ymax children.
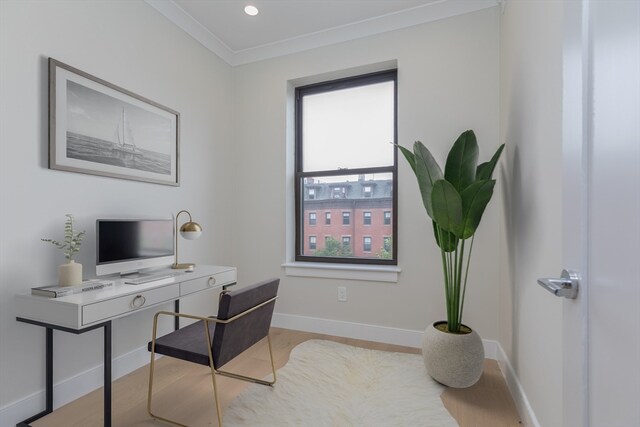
<box><xmin>179</xmin><ymin>221</ymin><xmax>202</xmax><ymax>240</ymax></box>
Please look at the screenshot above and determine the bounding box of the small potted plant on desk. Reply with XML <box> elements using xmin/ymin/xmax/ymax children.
<box><xmin>398</xmin><ymin>130</ymin><xmax>504</xmax><ymax>388</ymax></box>
<box><xmin>42</xmin><ymin>214</ymin><xmax>86</xmax><ymax>286</ymax></box>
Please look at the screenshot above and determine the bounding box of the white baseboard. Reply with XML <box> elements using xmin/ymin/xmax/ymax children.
<box><xmin>0</xmin><ymin>344</ymin><xmax>152</xmax><ymax>426</ymax></box>
<box><xmin>495</xmin><ymin>343</ymin><xmax>541</xmax><ymax>427</ymax></box>
<box><xmin>272</xmin><ymin>312</ymin><xmax>538</xmax><ymax>426</ymax></box>
<box><xmin>272</xmin><ymin>312</ymin><xmax>499</xmax><ymax>358</ymax></box>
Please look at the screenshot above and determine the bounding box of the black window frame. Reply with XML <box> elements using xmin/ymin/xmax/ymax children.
<box><xmin>309</xmin><ymin>212</ymin><xmax>317</xmax><ymax>226</ymax></box>
<box><xmin>325</xmin><ymin>211</ymin><xmax>331</xmax><ymax>225</ymax></box>
<box><xmin>309</xmin><ymin>235</ymin><xmax>317</xmax><ymax>250</ymax></box>
<box><xmin>295</xmin><ymin>69</ymin><xmax>398</xmax><ymax>265</ymax></box>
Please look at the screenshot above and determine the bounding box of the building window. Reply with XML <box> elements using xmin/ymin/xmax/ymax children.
<box><xmin>309</xmin><ymin>212</ymin><xmax>317</xmax><ymax>225</ymax></box>
<box><xmin>342</xmin><ymin>236</ymin><xmax>351</xmax><ymax>248</ymax></box>
<box><xmin>383</xmin><ymin>236</ymin><xmax>392</xmax><ymax>252</ymax></box>
<box><xmin>309</xmin><ymin>236</ymin><xmax>317</xmax><ymax>250</ymax></box>
<box><xmin>295</xmin><ymin>70</ymin><xmax>398</xmax><ymax>264</ymax></box>
<box><xmin>384</xmin><ymin>211</ymin><xmax>391</xmax><ymax>225</ymax></box>
<box><xmin>363</xmin><ymin>211</ymin><xmax>372</xmax><ymax>225</ymax></box>
<box><xmin>363</xmin><ymin>236</ymin><xmax>372</xmax><ymax>252</ymax></box>
<box><xmin>331</xmin><ymin>187</ymin><xmax>345</xmax><ymax>198</ymax></box>
<box><xmin>342</xmin><ymin>212</ymin><xmax>350</xmax><ymax>225</ymax></box>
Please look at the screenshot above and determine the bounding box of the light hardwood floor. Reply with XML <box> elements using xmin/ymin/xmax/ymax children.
<box><xmin>32</xmin><ymin>327</ymin><xmax>521</xmax><ymax>427</ymax></box>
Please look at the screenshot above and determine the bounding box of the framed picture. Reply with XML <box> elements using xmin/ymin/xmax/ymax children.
<box><xmin>49</xmin><ymin>58</ymin><xmax>180</xmax><ymax>186</ymax></box>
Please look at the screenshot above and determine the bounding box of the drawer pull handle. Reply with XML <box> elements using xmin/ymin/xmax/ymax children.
<box><xmin>131</xmin><ymin>295</ymin><xmax>146</xmax><ymax>308</ymax></box>
<box><xmin>208</xmin><ymin>277</ymin><xmax>216</xmax><ymax>287</ymax></box>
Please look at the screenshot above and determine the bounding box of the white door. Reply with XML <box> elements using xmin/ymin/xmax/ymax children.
<box><xmin>562</xmin><ymin>1</ymin><xmax>640</xmax><ymax>425</ymax></box>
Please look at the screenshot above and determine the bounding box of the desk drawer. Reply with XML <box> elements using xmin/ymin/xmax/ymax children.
<box><xmin>180</xmin><ymin>270</ymin><xmax>236</xmax><ymax>296</ymax></box>
<box><xmin>82</xmin><ymin>284</ymin><xmax>179</xmax><ymax>326</ymax></box>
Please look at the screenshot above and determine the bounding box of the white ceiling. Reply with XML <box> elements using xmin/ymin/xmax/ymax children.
<box><xmin>146</xmin><ymin>0</ymin><xmax>499</xmax><ymax>66</ymax></box>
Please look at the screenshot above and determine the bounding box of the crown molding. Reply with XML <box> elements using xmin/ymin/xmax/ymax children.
<box><xmin>145</xmin><ymin>0</ymin><xmax>499</xmax><ymax>67</ymax></box>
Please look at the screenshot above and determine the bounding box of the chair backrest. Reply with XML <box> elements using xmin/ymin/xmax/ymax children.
<box><xmin>212</xmin><ymin>278</ymin><xmax>279</xmax><ymax>368</ymax></box>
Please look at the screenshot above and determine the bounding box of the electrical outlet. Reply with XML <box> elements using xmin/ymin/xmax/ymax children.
<box><xmin>337</xmin><ymin>286</ymin><xmax>347</xmax><ymax>302</ymax></box>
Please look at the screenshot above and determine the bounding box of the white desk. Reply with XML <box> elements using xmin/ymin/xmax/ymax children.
<box><xmin>15</xmin><ymin>265</ymin><xmax>237</xmax><ymax>427</ymax></box>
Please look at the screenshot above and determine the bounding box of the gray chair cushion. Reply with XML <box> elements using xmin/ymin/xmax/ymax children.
<box><xmin>148</xmin><ymin>319</ymin><xmax>215</xmax><ymax>366</ymax></box>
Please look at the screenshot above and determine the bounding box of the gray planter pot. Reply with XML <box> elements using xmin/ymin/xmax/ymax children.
<box><xmin>422</xmin><ymin>321</ymin><xmax>484</xmax><ymax>388</ymax></box>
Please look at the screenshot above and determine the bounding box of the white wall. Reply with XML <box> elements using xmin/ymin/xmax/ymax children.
<box><xmin>231</xmin><ymin>8</ymin><xmax>502</xmax><ymax>337</ymax></box>
<box><xmin>500</xmin><ymin>2</ymin><xmax>564</xmax><ymax>426</ymax></box>
<box><xmin>0</xmin><ymin>0</ymin><xmax>233</xmax><ymax>414</ymax></box>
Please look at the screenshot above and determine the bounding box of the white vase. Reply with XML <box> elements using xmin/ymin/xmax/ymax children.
<box><xmin>422</xmin><ymin>321</ymin><xmax>484</xmax><ymax>388</ymax></box>
<box><xmin>58</xmin><ymin>260</ymin><xmax>82</xmax><ymax>286</ymax></box>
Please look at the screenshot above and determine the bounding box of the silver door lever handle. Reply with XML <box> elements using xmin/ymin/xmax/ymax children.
<box><xmin>537</xmin><ymin>269</ymin><xmax>580</xmax><ymax>299</ymax></box>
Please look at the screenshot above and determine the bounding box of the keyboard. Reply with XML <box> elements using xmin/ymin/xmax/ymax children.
<box><xmin>124</xmin><ymin>273</ymin><xmax>179</xmax><ymax>285</ymax></box>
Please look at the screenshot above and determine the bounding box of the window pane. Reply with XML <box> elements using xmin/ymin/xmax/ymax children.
<box><xmin>302</xmin><ymin>81</ymin><xmax>394</xmax><ymax>172</ymax></box>
<box><xmin>300</xmin><ymin>173</ymin><xmax>393</xmax><ymax>260</ymax></box>
<box><xmin>363</xmin><ymin>237</ymin><xmax>372</xmax><ymax>252</ymax></box>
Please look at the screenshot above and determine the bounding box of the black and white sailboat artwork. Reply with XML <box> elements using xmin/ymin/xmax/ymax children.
<box><xmin>112</xmin><ymin>107</ymin><xmax>143</xmax><ymax>160</ymax></box>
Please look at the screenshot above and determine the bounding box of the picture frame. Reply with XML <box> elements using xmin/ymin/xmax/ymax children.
<box><xmin>48</xmin><ymin>58</ymin><xmax>180</xmax><ymax>186</ymax></box>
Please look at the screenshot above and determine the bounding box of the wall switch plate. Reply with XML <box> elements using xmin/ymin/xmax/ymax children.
<box><xmin>337</xmin><ymin>286</ymin><xmax>347</xmax><ymax>302</ymax></box>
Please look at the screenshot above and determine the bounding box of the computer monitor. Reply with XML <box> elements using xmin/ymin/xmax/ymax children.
<box><xmin>96</xmin><ymin>218</ymin><xmax>174</xmax><ymax>276</ymax></box>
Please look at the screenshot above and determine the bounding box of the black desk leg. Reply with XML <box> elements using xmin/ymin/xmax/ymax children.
<box><xmin>46</xmin><ymin>327</ymin><xmax>53</xmax><ymax>413</ymax></box>
<box><xmin>16</xmin><ymin>328</ymin><xmax>54</xmax><ymax>427</ymax></box>
<box><xmin>104</xmin><ymin>321</ymin><xmax>112</xmax><ymax>427</ymax></box>
<box><xmin>174</xmin><ymin>300</ymin><xmax>180</xmax><ymax>330</ymax></box>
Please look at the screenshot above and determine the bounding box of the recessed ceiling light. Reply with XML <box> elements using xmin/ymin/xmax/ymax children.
<box><xmin>244</xmin><ymin>5</ymin><xmax>259</xmax><ymax>16</ymax></box>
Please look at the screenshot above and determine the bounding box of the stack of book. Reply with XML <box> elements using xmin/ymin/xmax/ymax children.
<box><xmin>31</xmin><ymin>279</ymin><xmax>116</xmax><ymax>298</ymax></box>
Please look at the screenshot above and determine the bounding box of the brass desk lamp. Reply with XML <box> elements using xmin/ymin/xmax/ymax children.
<box><xmin>172</xmin><ymin>210</ymin><xmax>202</xmax><ymax>269</ymax></box>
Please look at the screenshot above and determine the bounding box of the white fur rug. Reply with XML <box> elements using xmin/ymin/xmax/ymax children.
<box><xmin>224</xmin><ymin>339</ymin><xmax>458</xmax><ymax>427</ymax></box>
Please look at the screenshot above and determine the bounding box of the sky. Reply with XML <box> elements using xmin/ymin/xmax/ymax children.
<box><xmin>302</xmin><ymin>81</ymin><xmax>394</xmax><ymax>172</ymax></box>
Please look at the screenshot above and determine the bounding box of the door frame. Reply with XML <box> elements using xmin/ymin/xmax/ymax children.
<box><xmin>562</xmin><ymin>0</ymin><xmax>590</xmax><ymax>425</ymax></box>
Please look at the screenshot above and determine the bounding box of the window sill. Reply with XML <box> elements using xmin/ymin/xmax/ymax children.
<box><xmin>281</xmin><ymin>262</ymin><xmax>401</xmax><ymax>283</ymax></box>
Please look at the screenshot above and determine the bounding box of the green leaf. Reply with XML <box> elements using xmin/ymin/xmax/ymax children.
<box><xmin>432</xmin><ymin>221</ymin><xmax>458</xmax><ymax>252</ymax></box>
<box><xmin>431</xmin><ymin>179</ymin><xmax>463</xmax><ymax>235</ymax></box>
<box><xmin>396</xmin><ymin>144</ymin><xmax>417</xmax><ymax>175</ymax></box>
<box><xmin>476</xmin><ymin>143</ymin><xmax>505</xmax><ymax>180</ymax></box>
<box><xmin>445</xmin><ymin>130</ymin><xmax>479</xmax><ymax>192</ymax></box>
<box><xmin>414</xmin><ymin>141</ymin><xmax>443</xmax><ymax>219</ymax></box>
<box><xmin>460</xmin><ymin>180</ymin><xmax>496</xmax><ymax>239</ymax></box>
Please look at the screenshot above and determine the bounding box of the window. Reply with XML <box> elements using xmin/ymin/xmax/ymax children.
<box><xmin>383</xmin><ymin>236</ymin><xmax>392</xmax><ymax>252</ymax></box>
<box><xmin>295</xmin><ymin>70</ymin><xmax>397</xmax><ymax>265</ymax></box>
<box><xmin>363</xmin><ymin>236</ymin><xmax>372</xmax><ymax>252</ymax></box>
<box><xmin>363</xmin><ymin>211</ymin><xmax>372</xmax><ymax>225</ymax></box>
<box><xmin>309</xmin><ymin>212</ymin><xmax>317</xmax><ymax>225</ymax></box>
<box><xmin>342</xmin><ymin>212</ymin><xmax>350</xmax><ymax>225</ymax></box>
<box><xmin>384</xmin><ymin>211</ymin><xmax>391</xmax><ymax>225</ymax></box>
<box><xmin>331</xmin><ymin>187</ymin><xmax>346</xmax><ymax>198</ymax></box>
<box><xmin>309</xmin><ymin>236</ymin><xmax>317</xmax><ymax>250</ymax></box>
<box><xmin>342</xmin><ymin>236</ymin><xmax>351</xmax><ymax>248</ymax></box>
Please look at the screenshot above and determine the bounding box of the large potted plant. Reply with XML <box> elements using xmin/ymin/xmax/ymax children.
<box><xmin>398</xmin><ymin>130</ymin><xmax>504</xmax><ymax>388</ymax></box>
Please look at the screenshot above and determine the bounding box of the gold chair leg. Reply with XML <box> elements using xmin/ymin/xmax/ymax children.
<box><xmin>215</xmin><ymin>334</ymin><xmax>277</xmax><ymax>386</ymax></box>
<box><xmin>147</xmin><ymin>317</ymin><xmax>215</xmax><ymax>427</ymax></box>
